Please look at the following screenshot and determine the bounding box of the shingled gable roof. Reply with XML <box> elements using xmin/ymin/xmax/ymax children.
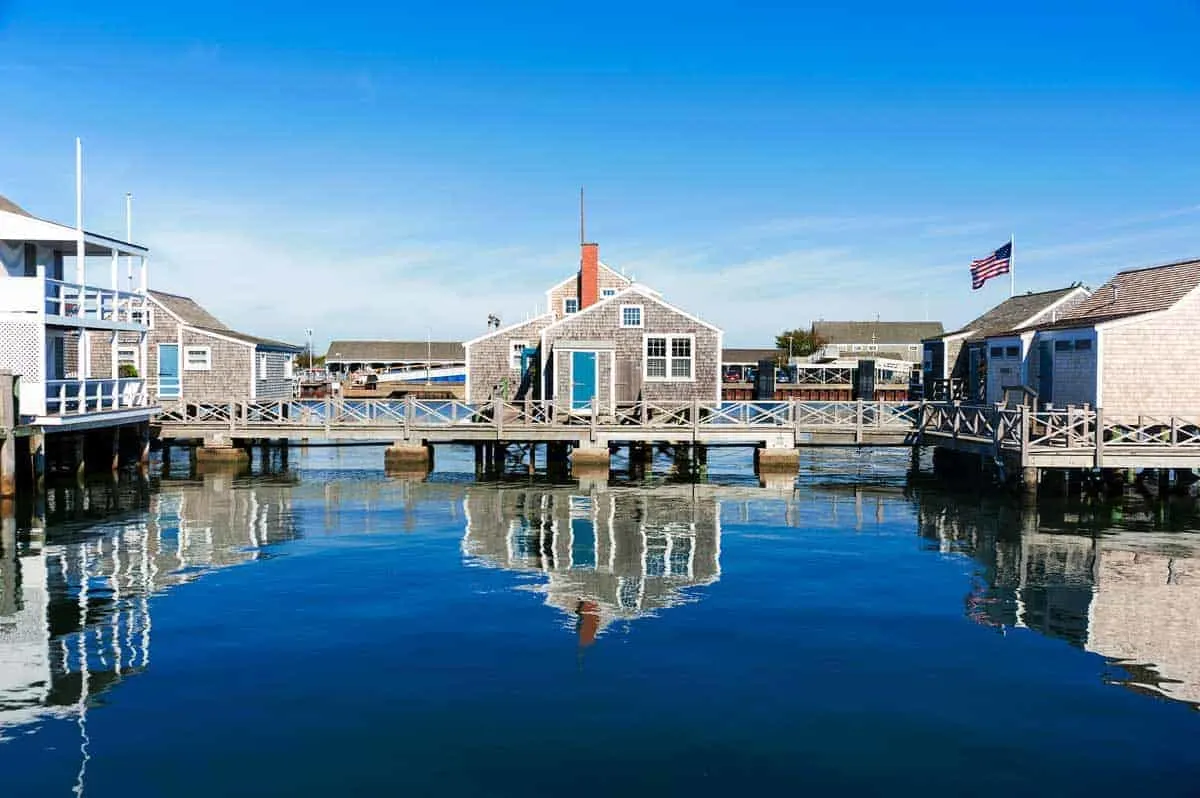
<box><xmin>1023</xmin><ymin>257</ymin><xmax>1200</xmax><ymax>331</ymax></box>
<box><xmin>814</xmin><ymin>320</ymin><xmax>944</xmax><ymax>344</ymax></box>
<box><xmin>149</xmin><ymin>290</ymin><xmax>301</xmax><ymax>352</ymax></box>
<box><xmin>324</xmin><ymin>340</ymin><xmax>466</xmax><ymax>362</ymax></box>
<box><xmin>0</xmin><ymin>194</ymin><xmax>32</xmax><ymax>217</ymax></box>
<box><xmin>541</xmin><ymin>284</ymin><xmax>721</xmax><ymax>334</ymax></box>
<box><xmin>544</xmin><ymin>261</ymin><xmax>630</xmax><ymax>294</ymax></box>
<box><xmin>723</xmin><ymin>348</ymin><xmax>782</xmax><ymax>364</ymax></box>
<box><xmin>936</xmin><ymin>286</ymin><xmax>1086</xmax><ymax>342</ymax></box>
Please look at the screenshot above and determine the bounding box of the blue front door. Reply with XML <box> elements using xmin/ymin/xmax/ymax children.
<box><xmin>571</xmin><ymin>351</ymin><xmax>597</xmax><ymax>411</ymax></box>
<box><xmin>159</xmin><ymin>344</ymin><xmax>180</xmax><ymax>398</ymax></box>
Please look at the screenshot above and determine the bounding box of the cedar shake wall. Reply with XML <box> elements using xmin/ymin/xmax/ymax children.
<box><xmin>553</xmin><ymin>349</ymin><xmax>614</xmax><ymax>410</ymax></box>
<box><xmin>181</xmin><ymin>329</ymin><xmax>254</xmax><ymax>403</ymax></box>
<box><xmin>1101</xmin><ymin>290</ymin><xmax>1200</xmax><ymax>417</ymax></box>
<box><xmin>548</xmin><ymin>269</ymin><xmax>631</xmax><ymax>321</ymax></box>
<box><xmin>543</xmin><ymin>296</ymin><xmax>720</xmax><ymax>404</ymax></box>
<box><xmin>465</xmin><ymin>316</ymin><xmax>552</xmax><ymax>403</ymax></box>
<box><xmin>255</xmin><ymin>351</ymin><xmax>293</xmax><ymax>400</ymax></box>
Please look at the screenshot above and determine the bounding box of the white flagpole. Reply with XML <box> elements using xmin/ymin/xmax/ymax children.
<box><xmin>1009</xmin><ymin>233</ymin><xmax>1015</xmax><ymax>297</ymax></box>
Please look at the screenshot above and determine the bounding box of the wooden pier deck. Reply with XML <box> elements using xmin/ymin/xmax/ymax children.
<box><xmin>153</xmin><ymin>398</ymin><xmax>1200</xmax><ymax>471</ymax></box>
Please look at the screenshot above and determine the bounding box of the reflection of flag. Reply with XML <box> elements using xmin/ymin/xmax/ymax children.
<box><xmin>970</xmin><ymin>242</ymin><xmax>1012</xmax><ymax>290</ymax></box>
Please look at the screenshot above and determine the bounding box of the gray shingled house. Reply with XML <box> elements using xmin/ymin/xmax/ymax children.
<box><xmin>324</xmin><ymin>340</ymin><xmax>465</xmax><ymax>376</ymax></box>
<box><xmin>1001</xmin><ymin>258</ymin><xmax>1200</xmax><ymax>415</ymax></box>
<box><xmin>465</xmin><ymin>242</ymin><xmax>722</xmax><ymax>410</ymax></box>
<box><xmin>100</xmin><ymin>290</ymin><xmax>302</xmax><ymax>404</ymax></box>
<box><xmin>921</xmin><ymin>285</ymin><xmax>1091</xmax><ymax>402</ymax></box>
<box><xmin>812</xmin><ymin>320</ymin><xmax>945</xmax><ymax>363</ymax></box>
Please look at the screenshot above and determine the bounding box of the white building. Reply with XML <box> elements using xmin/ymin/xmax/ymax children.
<box><xmin>0</xmin><ymin>194</ymin><xmax>154</xmax><ymax>427</ymax></box>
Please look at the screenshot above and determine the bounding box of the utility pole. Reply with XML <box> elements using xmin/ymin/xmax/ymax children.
<box><xmin>305</xmin><ymin>328</ymin><xmax>313</xmax><ymax>370</ymax></box>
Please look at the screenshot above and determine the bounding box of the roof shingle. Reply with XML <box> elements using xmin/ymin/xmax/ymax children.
<box><xmin>325</xmin><ymin>340</ymin><xmax>466</xmax><ymax>362</ymax></box>
<box><xmin>149</xmin><ymin>290</ymin><xmax>301</xmax><ymax>351</ymax></box>
<box><xmin>1048</xmin><ymin>257</ymin><xmax>1200</xmax><ymax>328</ymax></box>
<box><xmin>0</xmin><ymin>195</ymin><xmax>32</xmax><ymax>217</ymax></box>
<box><xmin>814</xmin><ymin>321</ymin><xmax>944</xmax><ymax>344</ymax></box>
<box><xmin>939</xmin><ymin>286</ymin><xmax>1085</xmax><ymax>341</ymax></box>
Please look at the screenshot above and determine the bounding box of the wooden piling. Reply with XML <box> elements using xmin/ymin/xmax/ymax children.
<box><xmin>0</xmin><ymin>370</ymin><xmax>14</xmax><ymax>499</ymax></box>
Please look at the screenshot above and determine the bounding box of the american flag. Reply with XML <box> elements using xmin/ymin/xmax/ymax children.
<box><xmin>970</xmin><ymin>241</ymin><xmax>1012</xmax><ymax>290</ymax></box>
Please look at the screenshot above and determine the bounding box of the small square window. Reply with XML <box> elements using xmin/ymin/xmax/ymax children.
<box><xmin>620</xmin><ymin>305</ymin><xmax>643</xmax><ymax>328</ymax></box>
<box><xmin>1054</xmin><ymin>340</ymin><xmax>1074</xmax><ymax>352</ymax></box>
<box><xmin>184</xmin><ymin>346</ymin><xmax>211</xmax><ymax>371</ymax></box>
<box><xmin>989</xmin><ymin>346</ymin><xmax>1004</xmax><ymax>358</ymax></box>
<box><xmin>564</xmin><ymin>298</ymin><xmax>579</xmax><ymax>314</ymax></box>
<box><xmin>601</xmin><ymin>288</ymin><xmax>617</xmax><ymax>298</ymax></box>
<box><xmin>1005</xmin><ymin>346</ymin><xmax>1019</xmax><ymax>358</ymax></box>
<box><xmin>1075</xmin><ymin>339</ymin><xmax>1093</xmax><ymax>351</ymax></box>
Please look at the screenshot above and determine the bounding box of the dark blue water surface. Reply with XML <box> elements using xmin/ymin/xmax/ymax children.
<box><xmin>2</xmin><ymin>445</ymin><xmax>1199</xmax><ymax>796</ymax></box>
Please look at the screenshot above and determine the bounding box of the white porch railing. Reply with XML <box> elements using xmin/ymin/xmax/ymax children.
<box><xmin>44</xmin><ymin>279</ymin><xmax>148</xmax><ymax>325</ymax></box>
<box><xmin>44</xmin><ymin>379</ymin><xmax>149</xmax><ymax>416</ymax></box>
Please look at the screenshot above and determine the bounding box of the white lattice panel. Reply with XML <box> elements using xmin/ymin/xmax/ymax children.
<box><xmin>0</xmin><ymin>319</ymin><xmax>41</xmax><ymax>381</ymax></box>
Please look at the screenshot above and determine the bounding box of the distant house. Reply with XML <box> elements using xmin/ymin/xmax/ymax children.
<box><xmin>324</xmin><ymin>340</ymin><xmax>465</xmax><ymax>377</ymax></box>
<box><xmin>111</xmin><ymin>290</ymin><xmax>302</xmax><ymax>404</ymax></box>
<box><xmin>465</xmin><ymin>242</ymin><xmax>722</xmax><ymax>410</ymax></box>
<box><xmin>813</xmin><ymin>321</ymin><xmax>944</xmax><ymax>363</ymax></box>
<box><xmin>1010</xmin><ymin>258</ymin><xmax>1200</xmax><ymax>416</ymax></box>
<box><xmin>722</xmin><ymin>348</ymin><xmax>782</xmax><ymax>384</ymax></box>
<box><xmin>921</xmin><ymin>286</ymin><xmax>1090</xmax><ymax>402</ymax></box>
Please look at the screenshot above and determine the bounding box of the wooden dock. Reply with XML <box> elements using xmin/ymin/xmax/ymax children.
<box><xmin>153</xmin><ymin>398</ymin><xmax>1200</xmax><ymax>478</ymax></box>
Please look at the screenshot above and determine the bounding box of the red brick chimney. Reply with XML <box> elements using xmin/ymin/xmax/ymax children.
<box><xmin>580</xmin><ymin>242</ymin><xmax>600</xmax><ymax>308</ymax></box>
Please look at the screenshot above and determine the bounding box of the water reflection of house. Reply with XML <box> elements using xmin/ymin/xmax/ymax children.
<box><xmin>917</xmin><ymin>493</ymin><xmax>1200</xmax><ymax>708</ymax></box>
<box><xmin>461</xmin><ymin>487</ymin><xmax>721</xmax><ymax>640</ymax></box>
<box><xmin>0</xmin><ymin>473</ymin><xmax>298</xmax><ymax>744</ymax></box>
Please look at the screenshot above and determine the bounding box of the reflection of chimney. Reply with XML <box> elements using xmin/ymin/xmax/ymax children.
<box><xmin>576</xmin><ymin>599</ymin><xmax>600</xmax><ymax>648</ymax></box>
<box><xmin>580</xmin><ymin>242</ymin><xmax>599</xmax><ymax>308</ymax></box>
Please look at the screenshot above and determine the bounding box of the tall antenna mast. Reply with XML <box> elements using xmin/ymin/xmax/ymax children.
<box><xmin>579</xmin><ymin>186</ymin><xmax>585</xmax><ymax>245</ymax></box>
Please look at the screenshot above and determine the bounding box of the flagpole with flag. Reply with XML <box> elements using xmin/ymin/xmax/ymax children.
<box><xmin>1010</xmin><ymin>234</ymin><xmax>1015</xmax><ymax>297</ymax></box>
<box><xmin>969</xmin><ymin>240</ymin><xmax>1015</xmax><ymax>292</ymax></box>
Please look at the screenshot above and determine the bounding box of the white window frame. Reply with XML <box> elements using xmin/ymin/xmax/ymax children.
<box><xmin>183</xmin><ymin>346</ymin><xmax>212</xmax><ymax>371</ymax></box>
<box><xmin>116</xmin><ymin>346</ymin><xmax>138</xmax><ymax>366</ymax></box>
<box><xmin>509</xmin><ymin>339</ymin><xmax>529</xmax><ymax>370</ymax></box>
<box><xmin>620</xmin><ymin>304</ymin><xmax>644</xmax><ymax>328</ymax></box>
<box><xmin>563</xmin><ymin>297</ymin><xmax>579</xmax><ymax>315</ymax></box>
<box><xmin>601</xmin><ymin>288</ymin><xmax>617</xmax><ymax>298</ymax></box>
<box><xmin>852</xmin><ymin>344</ymin><xmax>864</xmax><ymax>352</ymax></box>
<box><xmin>131</xmin><ymin>307</ymin><xmax>154</xmax><ymax>329</ymax></box>
<box><xmin>643</xmin><ymin>333</ymin><xmax>695</xmax><ymax>382</ymax></box>
<box><xmin>257</xmin><ymin>352</ymin><xmax>269</xmax><ymax>377</ymax></box>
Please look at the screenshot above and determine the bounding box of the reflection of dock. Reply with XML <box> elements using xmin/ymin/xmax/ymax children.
<box><xmin>0</xmin><ymin>473</ymin><xmax>299</xmax><ymax>750</ymax></box>
<box><xmin>918</xmin><ymin>493</ymin><xmax>1200</xmax><ymax>708</ymax></box>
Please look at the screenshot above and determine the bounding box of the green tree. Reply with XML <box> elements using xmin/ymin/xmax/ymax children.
<box><xmin>774</xmin><ymin>328</ymin><xmax>825</xmax><ymax>359</ymax></box>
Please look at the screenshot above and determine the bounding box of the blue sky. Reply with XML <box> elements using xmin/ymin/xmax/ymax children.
<box><xmin>1</xmin><ymin>1</ymin><xmax>1199</xmax><ymax>347</ymax></box>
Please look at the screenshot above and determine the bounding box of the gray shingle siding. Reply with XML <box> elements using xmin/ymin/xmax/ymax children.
<box><xmin>255</xmin><ymin>350</ymin><xmax>294</xmax><ymax>400</ymax></box>
<box><xmin>542</xmin><ymin>294</ymin><xmax>720</xmax><ymax>407</ymax></box>
<box><xmin>465</xmin><ymin>316</ymin><xmax>553</xmax><ymax>403</ymax></box>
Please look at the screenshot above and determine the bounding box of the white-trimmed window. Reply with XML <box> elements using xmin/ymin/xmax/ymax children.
<box><xmin>509</xmin><ymin>340</ymin><xmax>529</xmax><ymax>370</ymax></box>
<box><xmin>131</xmin><ymin>308</ymin><xmax>154</xmax><ymax>329</ymax></box>
<box><xmin>117</xmin><ymin>347</ymin><xmax>137</xmax><ymax>367</ymax></box>
<box><xmin>184</xmin><ymin>346</ymin><xmax>211</xmax><ymax>371</ymax></box>
<box><xmin>601</xmin><ymin>288</ymin><xmax>617</xmax><ymax>299</ymax></box>
<box><xmin>564</xmin><ymin>298</ymin><xmax>579</xmax><ymax>315</ymax></box>
<box><xmin>620</xmin><ymin>305</ymin><xmax>643</xmax><ymax>328</ymax></box>
<box><xmin>852</xmin><ymin>344</ymin><xmax>864</xmax><ymax>352</ymax></box>
<box><xmin>257</xmin><ymin>352</ymin><xmax>269</xmax><ymax>376</ymax></box>
<box><xmin>645</xmin><ymin>334</ymin><xmax>694</xmax><ymax>381</ymax></box>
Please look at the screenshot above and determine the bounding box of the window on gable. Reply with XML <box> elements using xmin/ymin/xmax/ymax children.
<box><xmin>620</xmin><ymin>305</ymin><xmax>643</xmax><ymax>328</ymax></box>
<box><xmin>601</xmin><ymin>288</ymin><xmax>617</xmax><ymax>298</ymax></box>
<box><xmin>564</xmin><ymin>298</ymin><xmax>579</xmax><ymax>314</ymax></box>
<box><xmin>184</xmin><ymin>346</ymin><xmax>211</xmax><ymax>371</ymax></box>
<box><xmin>131</xmin><ymin>308</ymin><xmax>154</xmax><ymax>329</ymax></box>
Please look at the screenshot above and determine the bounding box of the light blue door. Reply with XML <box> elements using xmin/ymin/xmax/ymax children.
<box><xmin>159</xmin><ymin>344</ymin><xmax>180</xmax><ymax>398</ymax></box>
<box><xmin>571</xmin><ymin>351</ymin><xmax>597</xmax><ymax>411</ymax></box>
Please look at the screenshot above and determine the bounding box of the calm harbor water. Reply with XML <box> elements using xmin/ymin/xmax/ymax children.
<box><xmin>2</xmin><ymin>445</ymin><xmax>1200</xmax><ymax>795</ymax></box>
